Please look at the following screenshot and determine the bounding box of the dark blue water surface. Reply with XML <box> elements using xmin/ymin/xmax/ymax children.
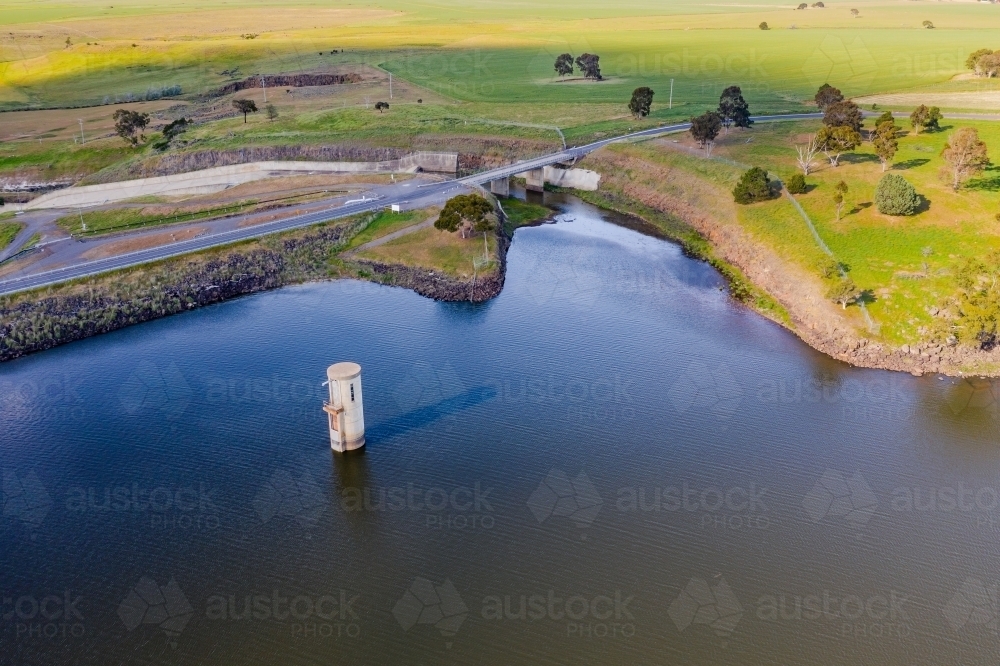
<box><xmin>3</xmin><ymin>196</ymin><xmax>1000</xmax><ymax>665</ymax></box>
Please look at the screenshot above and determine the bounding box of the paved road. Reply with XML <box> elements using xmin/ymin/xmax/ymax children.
<box><xmin>0</xmin><ymin>112</ymin><xmax>827</xmax><ymax>297</ymax></box>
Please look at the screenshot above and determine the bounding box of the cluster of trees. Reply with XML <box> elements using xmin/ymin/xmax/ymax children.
<box><xmin>792</xmin><ymin>84</ymin><xmax>946</xmax><ymax>176</ymax></box>
<box><xmin>230</xmin><ymin>99</ymin><xmax>281</xmax><ymax>123</ymax></box>
<box><xmin>966</xmin><ymin>48</ymin><xmax>1000</xmax><ymax>77</ymax></box>
<box><xmin>554</xmin><ymin>53</ymin><xmax>602</xmax><ymax>80</ymax></box>
<box><xmin>688</xmin><ymin>86</ymin><xmax>752</xmax><ymax>155</ymax></box>
<box><xmin>909</xmin><ymin>104</ymin><xmax>941</xmax><ymax>134</ymax></box>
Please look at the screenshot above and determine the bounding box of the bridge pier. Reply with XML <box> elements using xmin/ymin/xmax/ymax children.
<box><xmin>490</xmin><ymin>177</ymin><xmax>509</xmax><ymax>197</ymax></box>
<box><xmin>521</xmin><ymin>168</ymin><xmax>545</xmax><ymax>193</ymax></box>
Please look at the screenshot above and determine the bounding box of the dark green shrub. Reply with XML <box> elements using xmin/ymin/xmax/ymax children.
<box><xmin>786</xmin><ymin>173</ymin><xmax>807</xmax><ymax>194</ymax></box>
<box><xmin>733</xmin><ymin>167</ymin><xmax>771</xmax><ymax>204</ymax></box>
<box><xmin>874</xmin><ymin>173</ymin><xmax>919</xmax><ymax>216</ymax></box>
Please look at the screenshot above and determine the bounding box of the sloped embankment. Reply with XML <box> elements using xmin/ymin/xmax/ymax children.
<box><xmin>579</xmin><ymin>145</ymin><xmax>983</xmax><ymax>376</ymax></box>
<box><xmin>0</xmin><ymin>218</ymin><xmax>365</xmax><ymax>362</ymax></box>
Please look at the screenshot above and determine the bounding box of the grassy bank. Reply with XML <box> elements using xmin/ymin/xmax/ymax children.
<box><xmin>341</xmin><ymin>208</ymin><xmax>429</xmax><ymax>251</ymax></box>
<box><xmin>356</xmin><ymin>225</ymin><xmax>498</xmax><ymax>279</ymax></box>
<box><xmin>701</xmin><ymin>119</ymin><xmax>1000</xmax><ymax>345</ymax></box>
<box><xmin>499</xmin><ymin>197</ymin><xmax>552</xmax><ymax>235</ymax></box>
<box><xmin>0</xmin><ymin>219</ymin><xmax>23</xmax><ymax>252</ymax></box>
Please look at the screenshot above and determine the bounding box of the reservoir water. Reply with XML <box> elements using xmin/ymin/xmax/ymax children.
<box><xmin>3</xmin><ymin>195</ymin><xmax>1000</xmax><ymax>664</ymax></box>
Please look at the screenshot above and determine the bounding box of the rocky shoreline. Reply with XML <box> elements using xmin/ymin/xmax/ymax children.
<box><xmin>0</xmin><ymin>213</ymin><xmax>508</xmax><ymax>363</ymax></box>
<box><xmin>575</xmin><ymin>149</ymin><xmax>998</xmax><ymax>378</ymax></box>
<box><xmin>3</xmin><ymin>167</ymin><xmax>994</xmax><ymax>375</ymax></box>
<box><xmin>352</xmin><ymin>259</ymin><xmax>505</xmax><ymax>303</ymax></box>
<box><xmin>0</xmin><ymin>217</ymin><xmax>367</xmax><ymax>363</ymax></box>
<box><xmin>800</xmin><ymin>334</ymin><xmax>999</xmax><ymax>377</ymax></box>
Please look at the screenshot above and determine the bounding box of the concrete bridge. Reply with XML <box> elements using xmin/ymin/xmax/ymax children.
<box><xmin>0</xmin><ymin>113</ymin><xmax>825</xmax><ymax>297</ymax></box>
<box><xmin>462</xmin><ymin>112</ymin><xmax>823</xmax><ymax>196</ymax></box>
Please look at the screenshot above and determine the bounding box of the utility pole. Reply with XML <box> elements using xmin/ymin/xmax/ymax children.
<box><xmin>669</xmin><ymin>79</ymin><xmax>674</xmax><ymax>109</ymax></box>
<box><xmin>261</xmin><ymin>75</ymin><xmax>267</xmax><ymax>102</ymax></box>
<box><xmin>389</xmin><ymin>72</ymin><xmax>392</xmax><ymax>99</ymax></box>
<box><xmin>78</xmin><ymin>119</ymin><xmax>85</xmax><ymax>144</ymax></box>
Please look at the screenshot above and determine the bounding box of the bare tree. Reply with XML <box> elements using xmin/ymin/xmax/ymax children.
<box><xmin>795</xmin><ymin>136</ymin><xmax>820</xmax><ymax>175</ymax></box>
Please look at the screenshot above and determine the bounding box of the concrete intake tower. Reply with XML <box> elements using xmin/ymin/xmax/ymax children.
<box><xmin>323</xmin><ymin>362</ymin><xmax>365</xmax><ymax>452</ymax></box>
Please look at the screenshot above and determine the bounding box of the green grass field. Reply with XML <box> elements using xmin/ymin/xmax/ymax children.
<box><xmin>616</xmin><ymin>117</ymin><xmax>1000</xmax><ymax>344</ymax></box>
<box><xmin>2</xmin><ymin>0</ymin><xmax>996</xmax><ymax>111</ymax></box>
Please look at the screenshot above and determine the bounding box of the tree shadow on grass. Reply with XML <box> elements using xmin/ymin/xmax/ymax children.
<box><xmin>914</xmin><ymin>195</ymin><xmax>931</xmax><ymax>214</ymax></box>
<box><xmin>839</xmin><ymin>152</ymin><xmax>879</xmax><ymax>165</ymax></box>
<box><xmin>892</xmin><ymin>158</ymin><xmax>930</xmax><ymax>170</ymax></box>
<box><xmin>848</xmin><ymin>202</ymin><xmax>873</xmax><ymax>215</ymax></box>
<box><xmin>857</xmin><ymin>289</ymin><xmax>878</xmax><ymax>306</ymax></box>
<box><xmin>966</xmin><ymin>168</ymin><xmax>1000</xmax><ymax>192</ymax></box>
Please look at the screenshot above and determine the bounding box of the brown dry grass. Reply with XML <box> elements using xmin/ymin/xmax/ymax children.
<box><xmin>856</xmin><ymin>91</ymin><xmax>1000</xmax><ymax>111</ymax></box>
<box><xmin>180</xmin><ymin>65</ymin><xmax>449</xmax><ymax>125</ymax></box>
<box><xmin>32</xmin><ymin>8</ymin><xmax>400</xmax><ymax>41</ymax></box>
<box><xmin>0</xmin><ymin>99</ymin><xmax>188</xmax><ymax>143</ymax></box>
<box><xmin>184</xmin><ymin>173</ymin><xmax>410</xmax><ymax>205</ymax></box>
<box><xmin>80</xmin><ymin>226</ymin><xmax>206</xmax><ymax>259</ymax></box>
